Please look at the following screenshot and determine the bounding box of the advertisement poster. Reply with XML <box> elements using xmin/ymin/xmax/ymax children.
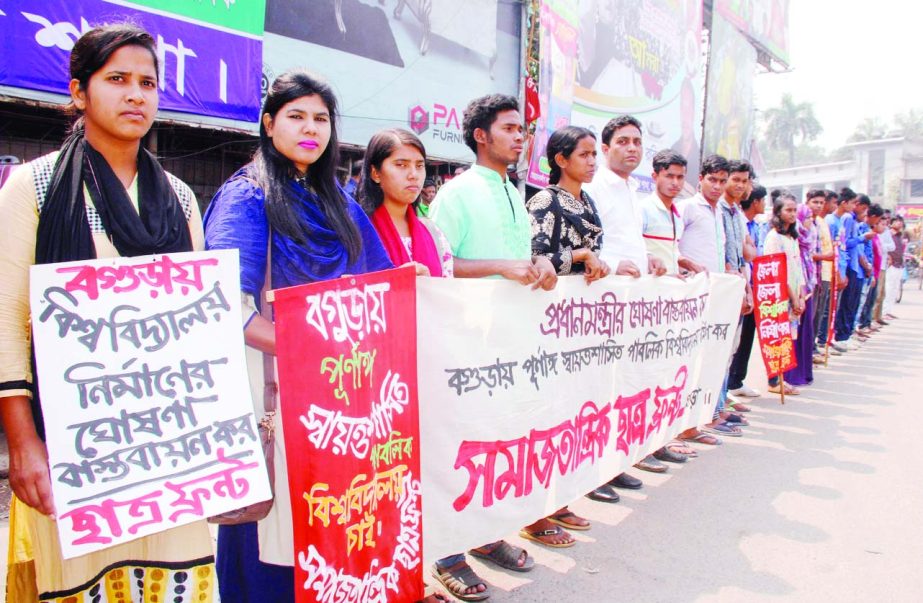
<box><xmin>752</xmin><ymin>253</ymin><xmax>797</xmax><ymax>377</ymax></box>
<box><xmin>29</xmin><ymin>250</ymin><xmax>270</xmax><ymax>559</ymax></box>
<box><xmin>702</xmin><ymin>13</ymin><xmax>757</xmax><ymax>161</ymax></box>
<box><xmin>526</xmin><ymin>0</ymin><xmax>579</xmax><ymax>188</ymax></box>
<box><xmin>0</xmin><ymin>0</ymin><xmax>264</xmax><ymax>123</ymax></box>
<box><xmin>418</xmin><ymin>272</ymin><xmax>744</xmax><ymax>560</ymax></box>
<box><xmin>714</xmin><ymin>0</ymin><xmax>790</xmax><ymax>66</ymax></box>
<box><xmin>262</xmin><ymin>0</ymin><xmax>521</xmax><ymax>162</ymax></box>
<box><xmin>273</xmin><ymin>267</ymin><xmax>423</xmax><ymax>603</ymax></box>
<box><xmin>570</xmin><ymin>0</ymin><xmax>704</xmax><ymax>193</ymax></box>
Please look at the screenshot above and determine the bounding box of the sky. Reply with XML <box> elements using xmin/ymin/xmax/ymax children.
<box><xmin>753</xmin><ymin>0</ymin><xmax>923</xmax><ymax>150</ymax></box>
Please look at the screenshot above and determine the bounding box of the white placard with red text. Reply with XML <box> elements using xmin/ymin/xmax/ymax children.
<box><xmin>418</xmin><ymin>272</ymin><xmax>744</xmax><ymax>561</ymax></box>
<box><xmin>30</xmin><ymin>250</ymin><xmax>270</xmax><ymax>559</ymax></box>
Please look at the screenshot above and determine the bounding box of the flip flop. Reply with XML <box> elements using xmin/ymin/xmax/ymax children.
<box><xmin>666</xmin><ymin>439</ymin><xmax>698</xmax><ymax>457</ymax></box>
<box><xmin>431</xmin><ymin>563</ymin><xmax>489</xmax><ymax>602</ymax></box>
<box><xmin>703</xmin><ymin>422</ymin><xmax>742</xmax><ymax>437</ymax></box>
<box><xmin>680</xmin><ymin>432</ymin><xmax>722</xmax><ymax>446</ymax></box>
<box><xmin>548</xmin><ymin>510</ymin><xmax>591</xmax><ymax>531</ymax></box>
<box><xmin>469</xmin><ymin>541</ymin><xmax>534</xmax><ymax>572</ymax></box>
<box><xmin>518</xmin><ymin>526</ymin><xmax>576</xmax><ymax>549</ymax></box>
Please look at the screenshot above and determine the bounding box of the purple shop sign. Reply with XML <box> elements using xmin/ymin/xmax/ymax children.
<box><xmin>0</xmin><ymin>0</ymin><xmax>261</xmax><ymax>123</ymax></box>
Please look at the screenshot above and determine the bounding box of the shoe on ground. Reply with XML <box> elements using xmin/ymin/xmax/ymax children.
<box><xmin>831</xmin><ymin>342</ymin><xmax>849</xmax><ymax>353</ymax></box>
<box><xmin>609</xmin><ymin>472</ymin><xmax>643</xmax><ymax>489</ymax></box>
<box><xmin>634</xmin><ymin>454</ymin><xmax>668</xmax><ymax>473</ymax></box>
<box><xmin>813</xmin><ymin>354</ymin><xmax>825</xmax><ymax>365</ymax></box>
<box><xmin>845</xmin><ymin>339</ymin><xmax>861</xmax><ymax>350</ymax></box>
<box><xmin>827</xmin><ymin>346</ymin><xmax>843</xmax><ymax>356</ymax></box>
<box><xmin>585</xmin><ymin>484</ymin><xmax>620</xmax><ymax>503</ymax></box>
<box><xmin>875</xmin><ymin>319</ymin><xmax>889</xmax><ymax>326</ymax></box>
<box><xmin>729</xmin><ymin>384</ymin><xmax>761</xmax><ymax>397</ymax></box>
<box><xmin>885</xmin><ymin>313</ymin><xmax>898</xmax><ymax>320</ymax></box>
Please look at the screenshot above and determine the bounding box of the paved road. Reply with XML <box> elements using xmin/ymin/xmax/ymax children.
<box><xmin>2</xmin><ymin>289</ymin><xmax>921</xmax><ymax>602</ymax></box>
<box><xmin>463</xmin><ymin>287</ymin><xmax>923</xmax><ymax>603</ymax></box>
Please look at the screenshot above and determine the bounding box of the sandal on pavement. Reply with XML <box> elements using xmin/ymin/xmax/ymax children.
<box><xmin>703</xmin><ymin>422</ymin><xmax>742</xmax><ymax>437</ymax></box>
<box><xmin>518</xmin><ymin>525</ymin><xmax>576</xmax><ymax>549</ymax></box>
<box><xmin>635</xmin><ymin>454</ymin><xmax>668</xmax><ymax>473</ymax></box>
<box><xmin>730</xmin><ymin>402</ymin><xmax>752</xmax><ymax>412</ymax></box>
<box><xmin>548</xmin><ymin>509</ymin><xmax>591</xmax><ymax>531</ymax></box>
<box><xmin>469</xmin><ymin>541</ymin><xmax>534</xmax><ymax>572</ymax></box>
<box><xmin>653</xmin><ymin>446</ymin><xmax>687</xmax><ymax>463</ymax></box>
<box><xmin>680</xmin><ymin>432</ymin><xmax>722</xmax><ymax>446</ymax></box>
<box><xmin>723</xmin><ymin>413</ymin><xmax>749</xmax><ymax>426</ymax></box>
<box><xmin>431</xmin><ymin>562</ymin><xmax>489</xmax><ymax>602</ymax></box>
<box><xmin>666</xmin><ymin>439</ymin><xmax>698</xmax><ymax>457</ymax></box>
<box><xmin>767</xmin><ymin>382</ymin><xmax>800</xmax><ymax>396</ymax></box>
<box><xmin>420</xmin><ymin>593</ymin><xmax>452</xmax><ymax>603</ymax></box>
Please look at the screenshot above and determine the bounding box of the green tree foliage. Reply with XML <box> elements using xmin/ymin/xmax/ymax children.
<box><xmin>763</xmin><ymin>93</ymin><xmax>823</xmax><ymax>167</ymax></box>
<box><xmin>847</xmin><ymin>117</ymin><xmax>887</xmax><ymax>142</ymax></box>
<box><xmin>893</xmin><ymin>109</ymin><xmax>923</xmax><ymax>139</ymax></box>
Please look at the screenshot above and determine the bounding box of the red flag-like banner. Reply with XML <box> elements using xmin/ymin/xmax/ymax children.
<box><xmin>273</xmin><ymin>266</ymin><xmax>422</xmax><ymax>603</ymax></box>
<box><xmin>752</xmin><ymin>253</ymin><xmax>797</xmax><ymax>377</ymax></box>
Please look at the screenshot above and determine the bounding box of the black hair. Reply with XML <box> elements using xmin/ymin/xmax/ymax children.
<box><xmin>771</xmin><ymin>193</ymin><xmax>799</xmax><ymax>238</ymax></box>
<box><xmin>893</xmin><ymin>215</ymin><xmax>905</xmax><ymax>226</ymax></box>
<box><xmin>651</xmin><ymin>149</ymin><xmax>687</xmax><ymax>174</ymax></box>
<box><xmin>867</xmin><ymin>203</ymin><xmax>884</xmax><ymax>218</ymax></box>
<box><xmin>601</xmin><ymin>115</ymin><xmax>643</xmax><ymax>145</ymax></box>
<box><xmin>839</xmin><ymin>187</ymin><xmax>857</xmax><ymax>203</ymax></box>
<box><xmin>350</xmin><ymin>162</ymin><xmax>363</xmax><ymax>177</ymax></box>
<box><xmin>462</xmin><ymin>94</ymin><xmax>519</xmax><ymax>155</ymax></box>
<box><xmin>857</xmin><ymin>194</ymin><xmax>871</xmax><ymax>206</ymax></box>
<box><xmin>727</xmin><ymin>159</ymin><xmax>752</xmax><ymax>175</ymax></box>
<box><xmin>770</xmin><ymin>188</ymin><xmax>784</xmax><ymax>202</ymax></box>
<box><xmin>546</xmin><ymin>126</ymin><xmax>596</xmax><ymax>185</ymax></box>
<box><xmin>68</xmin><ymin>23</ymin><xmax>159</xmax><ymax>131</ymax></box>
<box><xmin>700</xmin><ymin>154</ymin><xmax>730</xmax><ymax>177</ymax></box>
<box><xmin>251</xmin><ymin>69</ymin><xmax>361</xmax><ymax>262</ymax></box>
<box><xmin>423</xmin><ymin>179</ymin><xmax>436</xmax><ymax>188</ymax></box>
<box><xmin>358</xmin><ymin>128</ymin><xmax>426</xmax><ymax>213</ymax></box>
<box><xmin>741</xmin><ymin>184</ymin><xmax>767</xmax><ymax>210</ymax></box>
<box><xmin>825</xmin><ymin>189</ymin><xmax>839</xmax><ymax>202</ymax></box>
<box><xmin>806</xmin><ymin>188</ymin><xmax>827</xmax><ymax>201</ymax></box>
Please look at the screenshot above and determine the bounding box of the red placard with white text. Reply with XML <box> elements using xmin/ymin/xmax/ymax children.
<box><xmin>273</xmin><ymin>267</ymin><xmax>422</xmax><ymax>603</ymax></box>
<box><xmin>752</xmin><ymin>253</ymin><xmax>797</xmax><ymax>377</ymax></box>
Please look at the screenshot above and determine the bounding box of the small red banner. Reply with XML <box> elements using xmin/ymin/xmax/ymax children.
<box><xmin>752</xmin><ymin>253</ymin><xmax>797</xmax><ymax>378</ymax></box>
<box><xmin>272</xmin><ymin>266</ymin><xmax>422</xmax><ymax>602</ymax></box>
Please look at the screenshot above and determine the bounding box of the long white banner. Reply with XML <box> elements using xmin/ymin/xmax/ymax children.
<box><xmin>418</xmin><ymin>272</ymin><xmax>744</xmax><ymax>561</ymax></box>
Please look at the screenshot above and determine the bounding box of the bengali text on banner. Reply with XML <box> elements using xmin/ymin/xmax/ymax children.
<box><xmin>752</xmin><ymin>253</ymin><xmax>797</xmax><ymax>378</ymax></box>
<box><xmin>418</xmin><ymin>272</ymin><xmax>744</xmax><ymax>561</ymax></box>
<box><xmin>273</xmin><ymin>267</ymin><xmax>423</xmax><ymax>603</ymax></box>
<box><xmin>29</xmin><ymin>250</ymin><xmax>271</xmax><ymax>559</ymax></box>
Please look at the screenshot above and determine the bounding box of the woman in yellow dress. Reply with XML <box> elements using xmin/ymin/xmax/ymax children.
<box><xmin>0</xmin><ymin>23</ymin><xmax>215</xmax><ymax>602</ymax></box>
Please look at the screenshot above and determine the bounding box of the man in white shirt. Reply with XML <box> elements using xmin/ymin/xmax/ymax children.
<box><xmin>677</xmin><ymin>154</ymin><xmax>729</xmax><ymax>274</ymax></box>
<box><xmin>641</xmin><ymin>149</ymin><xmax>705</xmax><ymax>275</ymax></box>
<box><xmin>675</xmin><ymin>154</ymin><xmax>745</xmax><ymax>442</ymax></box>
<box><xmin>582</xmin><ymin>116</ymin><xmax>664</xmax><ymax>489</ymax></box>
<box><xmin>584</xmin><ymin>115</ymin><xmax>666</xmax><ymax>278</ymax></box>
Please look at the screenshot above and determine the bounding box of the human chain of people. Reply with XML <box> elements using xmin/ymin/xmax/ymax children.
<box><xmin>0</xmin><ymin>16</ymin><xmax>912</xmax><ymax>603</ymax></box>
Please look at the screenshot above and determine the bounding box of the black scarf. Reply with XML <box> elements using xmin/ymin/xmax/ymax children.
<box><xmin>35</xmin><ymin>132</ymin><xmax>192</xmax><ymax>264</ymax></box>
<box><xmin>28</xmin><ymin>133</ymin><xmax>193</xmax><ymax>439</ymax></box>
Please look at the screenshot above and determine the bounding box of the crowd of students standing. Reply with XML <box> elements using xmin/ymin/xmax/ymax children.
<box><xmin>0</xmin><ymin>23</ymin><xmax>910</xmax><ymax>603</ymax></box>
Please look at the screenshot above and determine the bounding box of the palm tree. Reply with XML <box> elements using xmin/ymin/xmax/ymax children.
<box><xmin>763</xmin><ymin>93</ymin><xmax>823</xmax><ymax>167</ymax></box>
<box><xmin>847</xmin><ymin>117</ymin><xmax>887</xmax><ymax>143</ymax></box>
